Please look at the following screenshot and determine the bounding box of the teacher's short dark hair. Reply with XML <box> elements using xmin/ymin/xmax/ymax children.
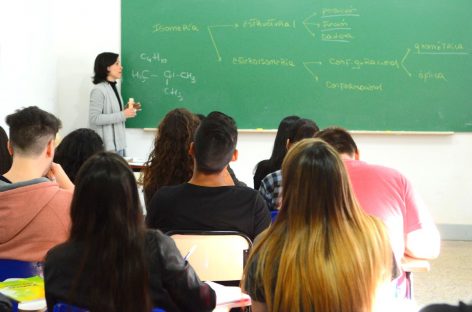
<box><xmin>194</xmin><ymin>111</ymin><xmax>237</xmax><ymax>173</ymax></box>
<box><xmin>93</xmin><ymin>52</ymin><xmax>119</xmax><ymax>84</ymax></box>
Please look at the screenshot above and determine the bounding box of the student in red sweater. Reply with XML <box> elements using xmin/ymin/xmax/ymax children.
<box><xmin>0</xmin><ymin>106</ymin><xmax>73</xmax><ymax>262</ymax></box>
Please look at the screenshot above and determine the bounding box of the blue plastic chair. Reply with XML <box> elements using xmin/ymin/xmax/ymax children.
<box><xmin>0</xmin><ymin>259</ymin><xmax>44</xmax><ymax>312</ymax></box>
<box><xmin>53</xmin><ymin>303</ymin><xmax>165</xmax><ymax>312</ymax></box>
<box><xmin>0</xmin><ymin>259</ymin><xmax>43</xmax><ymax>281</ymax></box>
<box><xmin>53</xmin><ymin>303</ymin><xmax>89</xmax><ymax>312</ymax></box>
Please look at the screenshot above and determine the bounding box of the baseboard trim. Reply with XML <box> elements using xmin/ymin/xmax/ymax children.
<box><xmin>437</xmin><ymin>224</ymin><xmax>472</xmax><ymax>241</ymax></box>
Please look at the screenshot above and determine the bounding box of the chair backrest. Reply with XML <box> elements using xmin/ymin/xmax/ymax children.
<box><xmin>0</xmin><ymin>259</ymin><xmax>43</xmax><ymax>281</ymax></box>
<box><xmin>167</xmin><ymin>231</ymin><xmax>252</xmax><ymax>282</ymax></box>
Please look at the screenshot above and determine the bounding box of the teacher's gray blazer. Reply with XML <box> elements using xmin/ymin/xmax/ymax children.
<box><xmin>89</xmin><ymin>82</ymin><xmax>127</xmax><ymax>152</ymax></box>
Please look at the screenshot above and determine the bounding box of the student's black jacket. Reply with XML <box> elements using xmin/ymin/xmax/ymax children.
<box><xmin>44</xmin><ymin>230</ymin><xmax>215</xmax><ymax>312</ymax></box>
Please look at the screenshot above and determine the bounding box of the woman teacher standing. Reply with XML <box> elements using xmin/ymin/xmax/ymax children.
<box><xmin>89</xmin><ymin>52</ymin><xmax>137</xmax><ymax>156</ymax></box>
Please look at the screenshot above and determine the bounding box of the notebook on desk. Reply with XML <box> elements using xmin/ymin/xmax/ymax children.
<box><xmin>0</xmin><ymin>276</ymin><xmax>47</xmax><ymax>311</ymax></box>
<box><xmin>205</xmin><ymin>281</ymin><xmax>251</xmax><ymax>306</ymax></box>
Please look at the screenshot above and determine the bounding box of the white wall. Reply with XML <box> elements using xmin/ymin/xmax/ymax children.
<box><xmin>2</xmin><ymin>0</ymin><xmax>472</xmax><ymax>230</ymax></box>
<box><xmin>51</xmin><ymin>0</ymin><xmax>121</xmax><ymax>132</ymax></box>
<box><xmin>0</xmin><ymin>0</ymin><xmax>57</xmax><ymax>129</ymax></box>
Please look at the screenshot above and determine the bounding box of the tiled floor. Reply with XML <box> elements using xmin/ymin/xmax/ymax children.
<box><xmin>414</xmin><ymin>240</ymin><xmax>472</xmax><ymax>309</ymax></box>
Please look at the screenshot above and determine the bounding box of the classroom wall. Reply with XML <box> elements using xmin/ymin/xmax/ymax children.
<box><xmin>1</xmin><ymin>0</ymin><xmax>471</xmax><ymax>239</ymax></box>
<box><xmin>0</xmin><ymin>0</ymin><xmax>57</xmax><ymax>129</ymax></box>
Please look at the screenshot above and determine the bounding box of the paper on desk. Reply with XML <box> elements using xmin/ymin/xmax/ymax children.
<box><xmin>18</xmin><ymin>299</ymin><xmax>47</xmax><ymax>311</ymax></box>
<box><xmin>124</xmin><ymin>157</ymin><xmax>146</xmax><ymax>166</ymax></box>
<box><xmin>205</xmin><ymin>281</ymin><xmax>251</xmax><ymax>305</ymax></box>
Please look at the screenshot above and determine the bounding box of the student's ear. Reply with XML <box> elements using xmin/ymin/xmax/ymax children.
<box><xmin>7</xmin><ymin>140</ymin><xmax>13</xmax><ymax>156</ymax></box>
<box><xmin>46</xmin><ymin>139</ymin><xmax>55</xmax><ymax>158</ymax></box>
<box><xmin>354</xmin><ymin>150</ymin><xmax>360</xmax><ymax>160</ymax></box>
<box><xmin>286</xmin><ymin>139</ymin><xmax>291</xmax><ymax>150</ymax></box>
<box><xmin>189</xmin><ymin>142</ymin><xmax>195</xmax><ymax>157</ymax></box>
<box><xmin>231</xmin><ymin>149</ymin><xmax>238</xmax><ymax>162</ymax></box>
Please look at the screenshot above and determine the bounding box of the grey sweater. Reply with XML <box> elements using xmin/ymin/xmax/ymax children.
<box><xmin>89</xmin><ymin>82</ymin><xmax>127</xmax><ymax>151</ymax></box>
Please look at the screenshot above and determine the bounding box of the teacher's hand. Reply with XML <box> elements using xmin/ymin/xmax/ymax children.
<box><xmin>124</xmin><ymin>107</ymin><xmax>137</xmax><ymax>118</ymax></box>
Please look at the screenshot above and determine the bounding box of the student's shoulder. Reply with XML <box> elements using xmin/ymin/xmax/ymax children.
<box><xmin>368</xmin><ymin>162</ymin><xmax>408</xmax><ymax>184</ymax></box>
<box><xmin>260</xmin><ymin>170</ymin><xmax>282</xmax><ymax>187</ymax></box>
<box><xmin>155</xmin><ymin>183</ymin><xmax>187</xmax><ymax>196</ymax></box>
<box><xmin>55</xmin><ymin>186</ymin><xmax>73</xmax><ymax>198</ymax></box>
<box><xmin>255</xmin><ymin>159</ymin><xmax>270</xmax><ymax>172</ymax></box>
<box><xmin>144</xmin><ymin>229</ymin><xmax>180</xmax><ymax>259</ymax></box>
<box><xmin>47</xmin><ymin>184</ymin><xmax>73</xmax><ymax>210</ymax></box>
<box><xmin>149</xmin><ymin>184</ymin><xmax>187</xmax><ymax>206</ymax></box>
<box><xmin>232</xmin><ymin>184</ymin><xmax>265</xmax><ymax>201</ymax></box>
<box><xmin>349</xmin><ymin>160</ymin><xmax>406</xmax><ymax>181</ymax></box>
<box><xmin>46</xmin><ymin>241</ymin><xmax>79</xmax><ymax>264</ymax></box>
<box><xmin>233</xmin><ymin>184</ymin><xmax>260</xmax><ymax>193</ymax></box>
<box><xmin>144</xmin><ymin>228</ymin><xmax>170</xmax><ymax>246</ymax></box>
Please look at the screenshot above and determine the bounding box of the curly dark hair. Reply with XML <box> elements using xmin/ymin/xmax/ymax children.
<box><xmin>141</xmin><ymin>108</ymin><xmax>200</xmax><ymax>206</ymax></box>
<box><xmin>54</xmin><ymin>128</ymin><xmax>104</xmax><ymax>182</ymax></box>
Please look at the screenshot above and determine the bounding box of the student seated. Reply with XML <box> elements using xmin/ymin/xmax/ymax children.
<box><xmin>253</xmin><ymin>115</ymin><xmax>299</xmax><ymax>190</ymax></box>
<box><xmin>141</xmin><ymin>108</ymin><xmax>200</xmax><ymax>207</ymax></box>
<box><xmin>0</xmin><ymin>126</ymin><xmax>12</xmax><ymax>175</ymax></box>
<box><xmin>195</xmin><ymin>112</ymin><xmax>246</xmax><ymax>187</ymax></box>
<box><xmin>243</xmin><ymin>139</ymin><xmax>393</xmax><ymax>312</ymax></box>
<box><xmin>0</xmin><ymin>106</ymin><xmax>73</xmax><ymax>262</ymax></box>
<box><xmin>53</xmin><ymin>128</ymin><xmax>104</xmax><ymax>182</ymax></box>
<box><xmin>44</xmin><ymin>152</ymin><xmax>215</xmax><ymax>312</ymax></box>
<box><xmin>146</xmin><ymin>111</ymin><xmax>271</xmax><ymax>240</ymax></box>
<box><xmin>258</xmin><ymin>118</ymin><xmax>319</xmax><ymax>210</ymax></box>
<box><xmin>315</xmin><ymin>127</ymin><xmax>440</xmax><ymax>298</ymax></box>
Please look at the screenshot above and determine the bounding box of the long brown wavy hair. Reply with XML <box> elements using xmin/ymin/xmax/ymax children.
<box><xmin>242</xmin><ymin>139</ymin><xmax>392</xmax><ymax>312</ymax></box>
<box><xmin>141</xmin><ymin>108</ymin><xmax>200</xmax><ymax>206</ymax></box>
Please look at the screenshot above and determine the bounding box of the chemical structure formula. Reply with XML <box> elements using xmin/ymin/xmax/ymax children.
<box><xmin>130</xmin><ymin>52</ymin><xmax>198</xmax><ymax>102</ymax></box>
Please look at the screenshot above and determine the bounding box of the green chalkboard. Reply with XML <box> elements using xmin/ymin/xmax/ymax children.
<box><xmin>122</xmin><ymin>0</ymin><xmax>472</xmax><ymax>131</ymax></box>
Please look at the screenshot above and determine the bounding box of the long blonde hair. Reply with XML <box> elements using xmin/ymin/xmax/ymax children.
<box><xmin>243</xmin><ymin>139</ymin><xmax>392</xmax><ymax>312</ymax></box>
